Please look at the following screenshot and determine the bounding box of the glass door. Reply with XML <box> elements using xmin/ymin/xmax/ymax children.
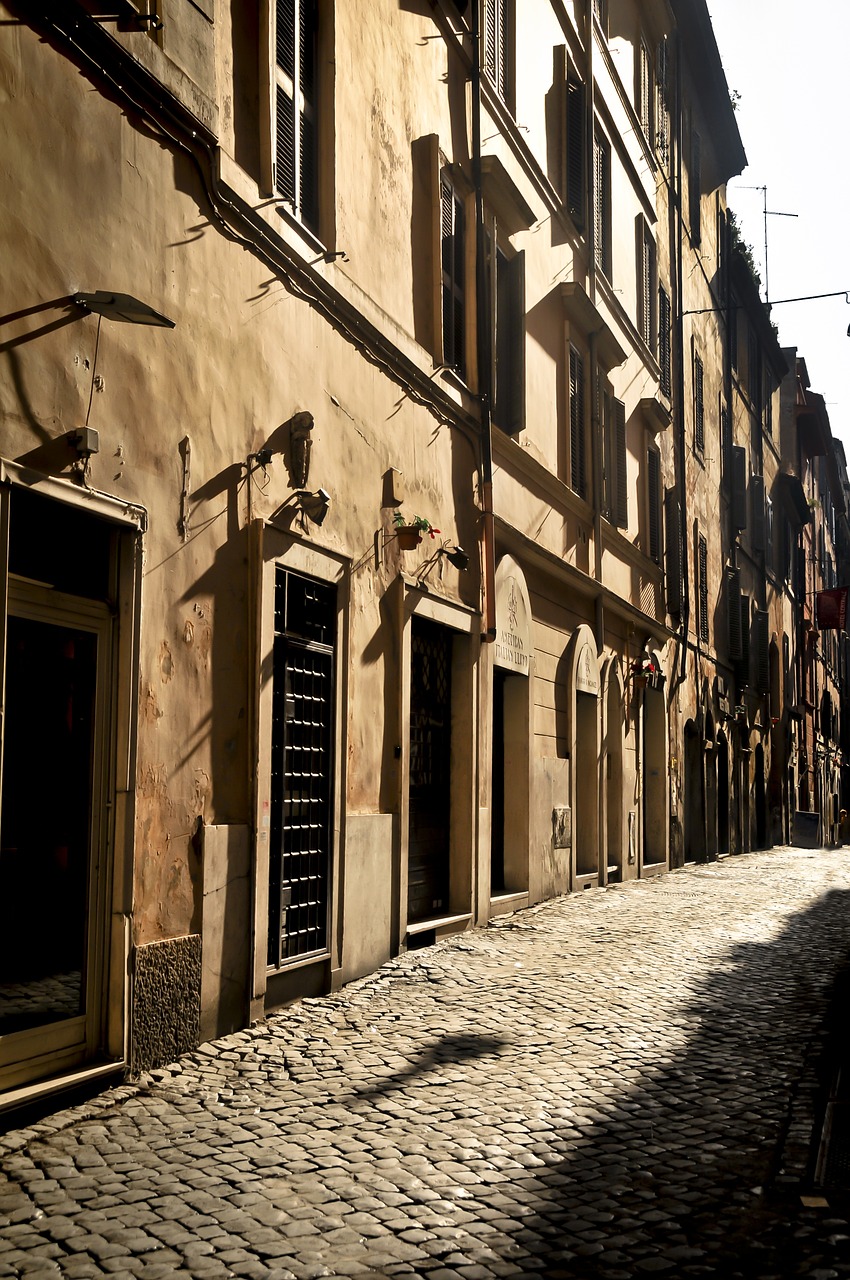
<box><xmin>0</xmin><ymin>584</ymin><xmax>111</xmax><ymax>1091</ymax></box>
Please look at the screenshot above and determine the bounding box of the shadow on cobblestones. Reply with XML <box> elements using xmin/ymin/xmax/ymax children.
<box><xmin>506</xmin><ymin>885</ymin><xmax>850</xmax><ymax>1279</ymax></box>
<box><xmin>3</xmin><ymin>852</ymin><xmax>850</xmax><ymax>1280</ymax></box>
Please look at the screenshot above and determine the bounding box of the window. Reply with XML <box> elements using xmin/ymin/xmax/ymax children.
<box><xmin>441</xmin><ymin>172</ymin><xmax>466</xmax><ymax>378</ymax></box>
<box><xmin>765</xmin><ymin>495</ymin><xmax>774</xmax><ymax>575</ymax></box>
<box><xmin>637</xmin><ymin>39</ymin><xmax>653</xmax><ymax>142</ymax></box>
<box><xmin>493</xmin><ymin>246</ymin><xmax>525</xmax><ymax>433</ymax></box>
<box><xmin>569</xmin><ymin>345</ymin><xmax>587</xmax><ymax>499</ymax></box>
<box><xmin>566</xmin><ymin>69</ymin><xmax>586</xmax><ymax>226</ymax></box>
<box><xmin>720</xmin><ymin>401</ymin><xmax>732</xmax><ymax>489</ymax></box>
<box><xmin>693</xmin><ymin>351</ymin><xmax>705</xmax><ymax>455</ymax></box>
<box><xmin>689</xmin><ymin>126</ymin><xmax>701</xmax><ymax>246</ymax></box>
<box><xmin>602</xmin><ymin>385</ymin><xmax>627</xmax><ymax>527</ymax></box>
<box><xmin>593</xmin><ymin>131</ymin><xmax>612</xmax><ymax>279</ymax></box>
<box><xmin>483</xmin><ymin>0</ymin><xmax>510</xmax><ymax>104</ymax></box>
<box><xmin>647</xmin><ymin>448</ymin><xmax>661</xmax><ymax>564</ymax></box>
<box><xmin>592</xmin><ymin>0</ymin><xmax>607</xmax><ymax>34</ymax></box>
<box><xmin>273</xmin><ymin>0</ymin><xmax>319</xmax><ymax>232</ymax></box>
<box><xmin>697</xmin><ymin>532</ymin><xmax>709</xmax><ymax>643</ymax></box>
<box><xmin>637</xmin><ymin>219</ymin><xmax>656</xmax><ymax>351</ymax></box>
<box><xmin>655</xmin><ymin>38</ymin><xmax>670</xmax><ymax>168</ymax></box>
<box><xmin>763</xmin><ymin>370</ymin><xmax>773</xmax><ymax>437</ymax></box>
<box><xmin>658</xmin><ymin>286</ymin><xmax>671</xmax><ymax>398</ymax></box>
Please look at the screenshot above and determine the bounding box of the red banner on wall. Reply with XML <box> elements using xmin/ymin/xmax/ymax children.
<box><xmin>816</xmin><ymin>587</ymin><xmax>849</xmax><ymax>630</ymax></box>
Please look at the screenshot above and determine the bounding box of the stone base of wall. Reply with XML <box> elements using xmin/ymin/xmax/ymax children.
<box><xmin>131</xmin><ymin>935</ymin><xmax>201</xmax><ymax>1075</ymax></box>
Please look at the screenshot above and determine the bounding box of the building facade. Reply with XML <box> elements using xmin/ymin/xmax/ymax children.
<box><xmin>0</xmin><ymin>0</ymin><xmax>846</xmax><ymax>1110</ymax></box>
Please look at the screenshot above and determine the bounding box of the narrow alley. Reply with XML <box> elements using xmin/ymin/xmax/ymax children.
<box><xmin>3</xmin><ymin>847</ymin><xmax>850</xmax><ymax>1279</ymax></box>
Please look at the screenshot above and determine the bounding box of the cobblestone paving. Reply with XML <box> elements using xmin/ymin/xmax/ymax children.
<box><xmin>3</xmin><ymin>848</ymin><xmax>850</xmax><ymax>1279</ymax></box>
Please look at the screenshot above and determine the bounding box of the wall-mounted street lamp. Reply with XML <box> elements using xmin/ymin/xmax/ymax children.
<box><xmin>74</xmin><ymin>292</ymin><xmax>175</xmax><ymax>328</ymax></box>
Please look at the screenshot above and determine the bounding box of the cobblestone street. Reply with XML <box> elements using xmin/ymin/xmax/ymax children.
<box><xmin>3</xmin><ymin>848</ymin><xmax>850</xmax><ymax>1279</ymax></box>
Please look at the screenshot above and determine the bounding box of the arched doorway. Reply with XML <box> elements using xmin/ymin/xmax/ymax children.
<box><xmin>684</xmin><ymin>719</ymin><xmax>705</xmax><ymax>862</ymax></box>
<box><xmin>717</xmin><ymin>732</ymin><xmax>730</xmax><ymax>855</ymax></box>
<box><xmin>754</xmin><ymin>743</ymin><xmax>767</xmax><ymax>849</ymax></box>
<box><xmin>705</xmin><ymin>711</ymin><xmax>717</xmax><ymax>861</ymax></box>
<box><xmin>602</xmin><ymin>661</ymin><xmax>624</xmax><ymax>882</ymax></box>
<box><xmin>491</xmin><ymin>557</ymin><xmax>532</xmax><ymax>904</ymax></box>
<box><xmin>567</xmin><ymin>627</ymin><xmax>600</xmax><ymax>885</ymax></box>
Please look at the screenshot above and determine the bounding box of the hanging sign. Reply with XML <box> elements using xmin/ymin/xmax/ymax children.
<box><xmin>816</xmin><ymin>587</ymin><xmax>848</xmax><ymax>631</ymax></box>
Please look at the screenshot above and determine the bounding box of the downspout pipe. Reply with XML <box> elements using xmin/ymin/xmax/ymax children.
<box><xmin>471</xmin><ymin>0</ymin><xmax>497</xmax><ymax>643</ymax></box>
<box><xmin>673</xmin><ymin>25</ymin><xmax>690</xmax><ymax>686</ymax></box>
<box><xmin>585</xmin><ymin>0</ymin><xmax>604</xmax><ymax>653</ymax></box>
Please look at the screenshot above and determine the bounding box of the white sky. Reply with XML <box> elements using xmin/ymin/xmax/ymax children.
<box><xmin>705</xmin><ymin>0</ymin><xmax>850</xmax><ymax>450</ymax></box>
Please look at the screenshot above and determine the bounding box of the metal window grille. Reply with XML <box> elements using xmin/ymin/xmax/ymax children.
<box><xmin>697</xmin><ymin>533</ymin><xmax>709</xmax><ymax>643</ymax></box>
<box><xmin>268</xmin><ymin>568</ymin><xmax>335</xmax><ymax>967</ymax></box>
<box><xmin>694</xmin><ymin>352</ymin><xmax>705</xmax><ymax>454</ymax></box>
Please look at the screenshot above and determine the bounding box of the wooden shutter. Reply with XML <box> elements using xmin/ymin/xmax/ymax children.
<box><xmin>755</xmin><ymin>609</ymin><xmax>770</xmax><ymax>694</ymax></box>
<box><xmin>274</xmin><ymin>0</ymin><xmax>318</xmax><ymax>230</ymax></box>
<box><xmin>613</xmin><ymin>399</ymin><xmax>628</xmax><ymax>528</ymax></box>
<box><xmin>721</xmin><ymin>404</ymin><xmax>731</xmax><ymax>489</ymax></box>
<box><xmin>638</xmin><ymin>40</ymin><xmax>652</xmax><ymax>139</ymax></box>
<box><xmin>647</xmin><ymin>448</ymin><xmax>661</xmax><ymax>562</ymax></box>
<box><xmin>658</xmin><ymin>287</ymin><xmax>671</xmax><ymax>398</ymax></box>
<box><xmin>693</xmin><ymin>353</ymin><xmax>704</xmax><ymax>454</ymax></box>
<box><xmin>569</xmin><ymin>346</ymin><xmax>586</xmax><ymax>499</ymax></box>
<box><xmin>697</xmin><ymin>533</ymin><xmax>709</xmax><ymax>643</ymax></box>
<box><xmin>665</xmin><ymin>487</ymin><xmax>683</xmax><ymax>615</ymax></box>
<box><xmin>484</xmin><ymin>0</ymin><xmax>508</xmax><ymax>100</ymax></box>
<box><xmin>739</xmin><ymin>593</ymin><xmax>751</xmax><ymax>681</ymax></box>
<box><xmin>593</xmin><ymin>134</ymin><xmax>608</xmax><ymax>275</ymax></box>
<box><xmin>566</xmin><ymin>70</ymin><xmax>585</xmax><ymax>226</ymax></box>
<box><xmin>751</xmin><ymin>474</ymin><xmax>766</xmax><ymax>553</ymax></box>
<box><xmin>441</xmin><ymin>175</ymin><xmax>465</xmax><ymax>377</ymax></box>
<box><xmin>731</xmin><ymin>446</ymin><xmax>747</xmax><ymax>530</ymax></box>
<box><xmin>727</xmin><ymin>567</ymin><xmax>742</xmax><ymax>660</ymax></box>
<box><xmin>495</xmin><ymin>249</ymin><xmax>525</xmax><ymax>434</ymax></box>
<box><xmin>690</xmin><ymin>129</ymin><xmax>701</xmax><ymax>245</ymax></box>
<box><xmin>655</xmin><ymin>38</ymin><xmax>669</xmax><ymax>166</ymax></box>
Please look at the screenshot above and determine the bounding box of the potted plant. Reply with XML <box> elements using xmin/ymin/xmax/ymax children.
<box><xmin>393</xmin><ymin>512</ymin><xmax>440</xmax><ymax>550</ymax></box>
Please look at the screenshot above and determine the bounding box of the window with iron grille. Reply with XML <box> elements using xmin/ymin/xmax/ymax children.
<box><xmin>693</xmin><ymin>351</ymin><xmax>705</xmax><ymax>455</ymax></box>
<box><xmin>268</xmin><ymin>567</ymin><xmax>335</xmax><ymax>968</ymax></box>
<box><xmin>697</xmin><ymin>532</ymin><xmax>709</xmax><ymax>643</ymax></box>
<box><xmin>594</xmin><ymin>132</ymin><xmax>612</xmax><ymax>279</ymax></box>
<box><xmin>658</xmin><ymin>286</ymin><xmax>671</xmax><ymax>398</ymax></box>
<box><xmin>273</xmin><ymin>0</ymin><xmax>319</xmax><ymax>232</ymax></box>
<box><xmin>483</xmin><ymin>0</ymin><xmax>510</xmax><ymax>104</ymax></box>
<box><xmin>441</xmin><ymin>173</ymin><xmax>466</xmax><ymax>378</ymax></box>
<box><xmin>569</xmin><ymin>345</ymin><xmax>587</xmax><ymax>499</ymax></box>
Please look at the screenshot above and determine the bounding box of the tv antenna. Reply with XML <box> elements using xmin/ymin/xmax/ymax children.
<box><xmin>736</xmin><ymin>184</ymin><xmax>798</xmax><ymax>306</ymax></box>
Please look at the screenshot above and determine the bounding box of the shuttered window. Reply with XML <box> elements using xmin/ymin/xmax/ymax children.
<box><xmin>638</xmin><ymin>39</ymin><xmax>653</xmax><ymax>141</ymax></box>
<box><xmin>613</xmin><ymin>399</ymin><xmax>628</xmax><ymax>528</ymax></box>
<box><xmin>274</xmin><ymin>0</ymin><xmax>319</xmax><ymax>232</ymax></box>
<box><xmin>658</xmin><ymin>286</ymin><xmax>671</xmax><ymax>398</ymax></box>
<box><xmin>647</xmin><ymin>448</ymin><xmax>661</xmax><ymax>563</ymax></box>
<box><xmin>592</xmin><ymin>0</ymin><xmax>607</xmax><ymax>33</ymax></box>
<box><xmin>731</xmin><ymin>445</ymin><xmax>748</xmax><ymax>531</ymax></box>
<box><xmin>484</xmin><ymin>0</ymin><xmax>509</xmax><ymax>103</ymax></box>
<box><xmin>441</xmin><ymin>175</ymin><xmax>466</xmax><ymax>378</ymax></box>
<box><xmin>739</xmin><ymin>592</ymin><xmax>751</xmax><ymax>681</ymax></box>
<box><xmin>721</xmin><ymin>403</ymin><xmax>731</xmax><ymax>490</ymax></box>
<box><xmin>566</xmin><ymin>69</ymin><xmax>586</xmax><ymax>226</ymax></box>
<box><xmin>655</xmin><ymin>38</ymin><xmax>670</xmax><ymax>167</ymax></box>
<box><xmin>727</xmin><ymin>567</ymin><xmax>742</xmax><ymax>660</ymax></box>
<box><xmin>637</xmin><ymin>220</ymin><xmax>655</xmax><ymax>350</ymax></box>
<box><xmin>665</xmin><ymin>487</ymin><xmax>683</xmax><ymax>616</ymax></box>
<box><xmin>494</xmin><ymin>248</ymin><xmax>525</xmax><ymax>434</ymax></box>
<box><xmin>755</xmin><ymin>609</ymin><xmax>770</xmax><ymax>694</ymax></box>
<box><xmin>594</xmin><ymin>133</ymin><xmax>611</xmax><ymax>278</ymax></box>
<box><xmin>751</xmin><ymin>474</ymin><xmax>766</xmax><ymax>553</ymax></box>
<box><xmin>693</xmin><ymin>352</ymin><xmax>705</xmax><ymax>455</ymax></box>
<box><xmin>689</xmin><ymin>128</ymin><xmax>701</xmax><ymax>246</ymax></box>
<box><xmin>569</xmin><ymin>345</ymin><xmax>587</xmax><ymax>499</ymax></box>
<box><xmin>697</xmin><ymin>533</ymin><xmax>709</xmax><ymax>643</ymax></box>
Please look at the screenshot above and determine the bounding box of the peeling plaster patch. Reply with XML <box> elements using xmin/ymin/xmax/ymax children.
<box><xmin>183</xmin><ymin>619</ymin><xmax>195</xmax><ymax>647</ymax></box>
<box><xmin>142</xmin><ymin>683</ymin><xmax>163</xmax><ymax>724</ymax></box>
<box><xmin>160</xmin><ymin>641</ymin><xmax>173</xmax><ymax>682</ymax></box>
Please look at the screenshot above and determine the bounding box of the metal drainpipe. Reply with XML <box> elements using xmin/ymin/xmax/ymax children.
<box><xmin>673</xmin><ymin>24</ymin><xmax>690</xmax><ymax>685</ymax></box>
<box><xmin>584</xmin><ymin>0</ymin><xmax>604</xmax><ymax>651</ymax></box>
<box><xmin>471</xmin><ymin>0</ymin><xmax>497</xmax><ymax>643</ymax></box>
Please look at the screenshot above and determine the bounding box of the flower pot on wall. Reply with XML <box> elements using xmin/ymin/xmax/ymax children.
<box><xmin>396</xmin><ymin>526</ymin><xmax>423</xmax><ymax>550</ymax></box>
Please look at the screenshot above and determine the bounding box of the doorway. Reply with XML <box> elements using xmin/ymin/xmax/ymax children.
<box><xmin>408</xmin><ymin>618</ymin><xmax>453</xmax><ymax>922</ymax></box>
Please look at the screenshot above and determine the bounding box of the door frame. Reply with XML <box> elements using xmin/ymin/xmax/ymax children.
<box><xmin>0</xmin><ymin>464</ymin><xmax>141</xmax><ymax>1106</ymax></box>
